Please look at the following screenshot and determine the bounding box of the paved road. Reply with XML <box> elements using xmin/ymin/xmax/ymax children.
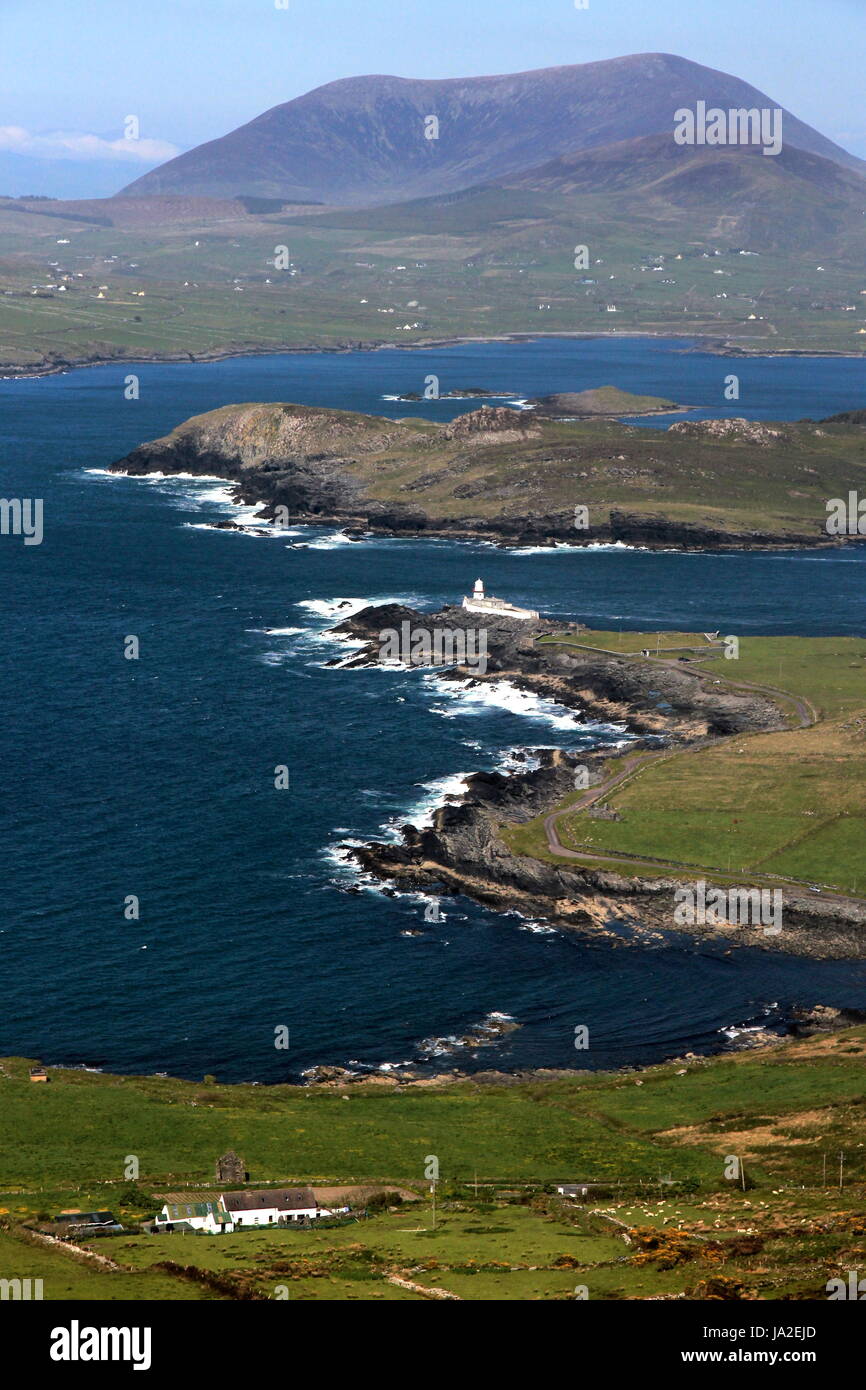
<box><xmin>538</xmin><ymin>643</ymin><xmax>841</xmax><ymax>896</ymax></box>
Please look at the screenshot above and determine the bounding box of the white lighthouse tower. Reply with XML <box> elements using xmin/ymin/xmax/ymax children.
<box><xmin>461</xmin><ymin>577</ymin><xmax>539</xmax><ymax>621</ymax></box>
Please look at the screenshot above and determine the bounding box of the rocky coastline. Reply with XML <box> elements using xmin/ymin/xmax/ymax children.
<box><xmin>299</xmin><ymin>1003</ymin><xmax>866</xmax><ymax>1088</ymax></box>
<box><xmin>333</xmin><ymin>602</ymin><xmax>866</xmax><ymax>961</ymax></box>
<box><xmin>107</xmin><ymin>400</ymin><xmax>860</xmax><ymax>552</ymax></box>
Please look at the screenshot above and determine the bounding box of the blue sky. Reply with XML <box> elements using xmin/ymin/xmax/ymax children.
<box><xmin>0</xmin><ymin>0</ymin><xmax>863</xmax><ymax>193</ymax></box>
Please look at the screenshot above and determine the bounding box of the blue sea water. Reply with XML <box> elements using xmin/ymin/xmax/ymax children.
<box><xmin>1</xmin><ymin>337</ymin><xmax>865</xmax><ymax>1083</ymax></box>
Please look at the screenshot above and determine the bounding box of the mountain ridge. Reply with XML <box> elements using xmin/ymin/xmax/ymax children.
<box><xmin>122</xmin><ymin>53</ymin><xmax>865</xmax><ymax>204</ymax></box>
<box><xmin>292</xmin><ymin>131</ymin><xmax>866</xmax><ymax>255</ymax></box>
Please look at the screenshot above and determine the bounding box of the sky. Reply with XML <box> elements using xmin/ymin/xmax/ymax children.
<box><xmin>0</xmin><ymin>0</ymin><xmax>864</xmax><ymax>195</ymax></box>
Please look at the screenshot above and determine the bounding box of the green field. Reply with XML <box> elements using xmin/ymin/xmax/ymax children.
<box><xmin>508</xmin><ymin>634</ymin><xmax>866</xmax><ymax>894</ymax></box>
<box><xmin>2</xmin><ymin>1026</ymin><xmax>865</xmax><ymax>1300</ymax></box>
<box><xmin>1</xmin><ymin>187</ymin><xmax>865</xmax><ymax>375</ymax></box>
<box><xmin>0</xmin><ymin>1055</ymin><xmax>701</xmax><ymax>1189</ymax></box>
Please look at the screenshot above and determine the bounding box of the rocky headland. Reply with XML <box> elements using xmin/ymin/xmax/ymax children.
<box><xmin>109</xmin><ymin>400</ymin><xmax>865</xmax><ymax>550</ymax></box>
<box><xmin>333</xmin><ymin>602</ymin><xmax>866</xmax><ymax>960</ymax></box>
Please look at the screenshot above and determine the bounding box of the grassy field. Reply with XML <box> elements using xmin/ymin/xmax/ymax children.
<box><xmin>0</xmin><ymin>1227</ymin><xmax>213</xmax><ymax>1301</ymax></box>
<box><xmin>507</xmin><ymin>634</ymin><xmax>866</xmax><ymax>894</ymax></box>
<box><xmin>0</xmin><ymin>1054</ymin><xmax>702</xmax><ymax>1190</ymax></box>
<box><xmin>2</xmin><ymin>1026</ymin><xmax>865</xmax><ymax>1300</ymax></box>
<box><xmin>289</xmin><ymin>412</ymin><xmax>866</xmax><ymax>539</ymax></box>
<box><xmin>1</xmin><ymin>189</ymin><xmax>865</xmax><ymax>374</ymax></box>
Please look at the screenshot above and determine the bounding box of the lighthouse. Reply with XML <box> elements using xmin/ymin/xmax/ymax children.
<box><xmin>461</xmin><ymin>577</ymin><xmax>539</xmax><ymax>621</ymax></box>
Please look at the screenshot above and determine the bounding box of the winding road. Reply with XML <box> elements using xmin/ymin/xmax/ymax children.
<box><xmin>538</xmin><ymin>641</ymin><xmax>842</xmax><ymax>896</ymax></box>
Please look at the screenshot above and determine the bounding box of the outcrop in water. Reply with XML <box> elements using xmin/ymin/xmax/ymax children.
<box><xmin>338</xmin><ymin>603</ymin><xmax>866</xmax><ymax>959</ymax></box>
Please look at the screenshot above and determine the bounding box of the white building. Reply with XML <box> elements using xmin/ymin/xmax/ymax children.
<box><xmin>222</xmin><ymin>1188</ymin><xmax>327</xmax><ymax>1228</ymax></box>
<box><xmin>154</xmin><ymin>1200</ymin><xmax>233</xmax><ymax>1235</ymax></box>
<box><xmin>461</xmin><ymin>579</ymin><xmax>539</xmax><ymax>622</ymax></box>
<box><xmin>154</xmin><ymin>1187</ymin><xmax>335</xmax><ymax>1235</ymax></box>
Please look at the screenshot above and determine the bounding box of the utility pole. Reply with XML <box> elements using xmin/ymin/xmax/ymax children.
<box><xmin>839</xmin><ymin>1151</ymin><xmax>845</xmax><ymax>1195</ymax></box>
<box><xmin>431</xmin><ymin>1181</ymin><xmax>437</xmax><ymax>1230</ymax></box>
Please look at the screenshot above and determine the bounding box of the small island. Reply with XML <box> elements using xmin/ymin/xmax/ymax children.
<box><xmin>526</xmin><ymin>385</ymin><xmax>683</xmax><ymax>418</ymax></box>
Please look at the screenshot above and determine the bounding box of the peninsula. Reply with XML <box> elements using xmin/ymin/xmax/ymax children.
<box><xmin>110</xmin><ymin>399</ymin><xmax>866</xmax><ymax>550</ymax></box>
<box><xmin>332</xmin><ymin>601</ymin><xmax>866</xmax><ymax>958</ymax></box>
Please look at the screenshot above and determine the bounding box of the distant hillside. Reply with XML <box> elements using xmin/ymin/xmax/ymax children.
<box><xmin>0</xmin><ymin>193</ymin><xmax>252</xmax><ymax>229</ymax></box>
<box><xmin>122</xmin><ymin>53</ymin><xmax>865</xmax><ymax>204</ymax></box>
<box><xmin>503</xmin><ymin>135</ymin><xmax>866</xmax><ymax>252</ymax></box>
<box><xmin>297</xmin><ymin>132</ymin><xmax>866</xmax><ymax>254</ymax></box>
<box><xmin>508</xmin><ymin>131</ymin><xmax>865</xmax><ymax>200</ymax></box>
<box><xmin>821</xmin><ymin>408</ymin><xmax>866</xmax><ymax>425</ymax></box>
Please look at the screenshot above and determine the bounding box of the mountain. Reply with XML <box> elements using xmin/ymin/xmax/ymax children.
<box><xmin>293</xmin><ymin>132</ymin><xmax>866</xmax><ymax>255</ymax></box>
<box><xmin>499</xmin><ymin>134</ymin><xmax>866</xmax><ymax>251</ymax></box>
<box><xmin>122</xmin><ymin>53</ymin><xmax>864</xmax><ymax>205</ymax></box>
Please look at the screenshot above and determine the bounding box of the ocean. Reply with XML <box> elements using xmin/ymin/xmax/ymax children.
<box><xmin>2</xmin><ymin>336</ymin><xmax>865</xmax><ymax>1082</ymax></box>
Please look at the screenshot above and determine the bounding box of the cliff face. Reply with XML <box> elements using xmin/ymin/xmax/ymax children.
<box><xmin>111</xmin><ymin>401</ymin><xmax>861</xmax><ymax>550</ymax></box>
<box><xmin>114</xmin><ymin>402</ymin><xmax>422</xmax><ymax>519</ymax></box>
<box><xmin>606</xmin><ymin>511</ymin><xmax>810</xmax><ymax>550</ymax></box>
<box><xmin>339</xmin><ymin>602</ymin><xmax>866</xmax><ymax>959</ymax></box>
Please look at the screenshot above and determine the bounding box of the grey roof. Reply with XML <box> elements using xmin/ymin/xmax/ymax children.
<box><xmin>53</xmin><ymin>1211</ymin><xmax>117</xmax><ymax>1225</ymax></box>
<box><xmin>221</xmin><ymin>1188</ymin><xmax>317</xmax><ymax>1213</ymax></box>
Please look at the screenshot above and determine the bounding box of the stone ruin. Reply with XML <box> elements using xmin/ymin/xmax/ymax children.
<box><xmin>215</xmin><ymin>1150</ymin><xmax>248</xmax><ymax>1184</ymax></box>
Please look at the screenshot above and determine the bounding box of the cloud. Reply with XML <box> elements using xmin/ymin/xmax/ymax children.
<box><xmin>0</xmin><ymin>126</ymin><xmax>180</xmax><ymax>164</ymax></box>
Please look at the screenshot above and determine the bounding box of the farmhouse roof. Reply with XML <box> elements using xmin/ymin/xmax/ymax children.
<box><xmin>163</xmin><ymin>1201</ymin><xmax>229</xmax><ymax>1223</ymax></box>
<box><xmin>221</xmin><ymin>1188</ymin><xmax>317</xmax><ymax>1213</ymax></box>
<box><xmin>53</xmin><ymin>1211</ymin><xmax>118</xmax><ymax>1226</ymax></box>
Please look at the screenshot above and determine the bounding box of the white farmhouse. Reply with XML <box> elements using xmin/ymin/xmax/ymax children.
<box><xmin>221</xmin><ymin>1187</ymin><xmax>326</xmax><ymax>1228</ymax></box>
<box><xmin>154</xmin><ymin>1187</ymin><xmax>334</xmax><ymax>1235</ymax></box>
<box><xmin>154</xmin><ymin>1200</ymin><xmax>233</xmax><ymax>1235</ymax></box>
